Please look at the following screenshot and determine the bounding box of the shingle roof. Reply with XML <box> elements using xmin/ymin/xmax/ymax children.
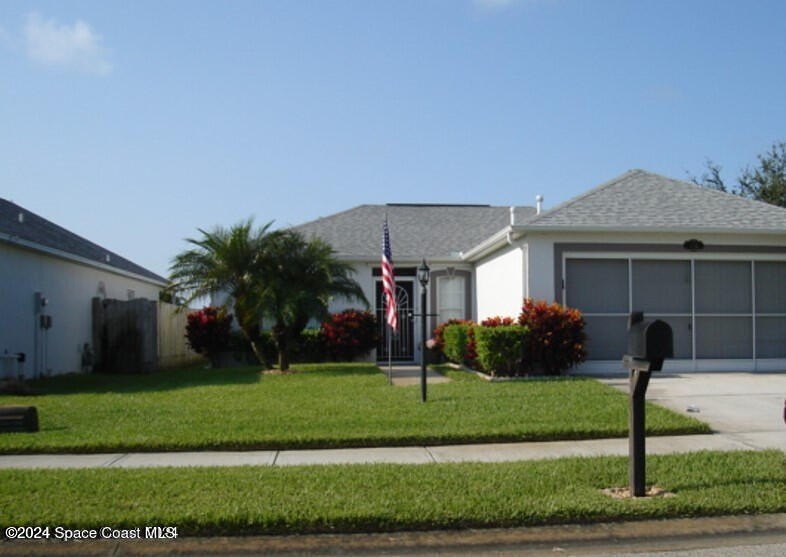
<box><xmin>0</xmin><ymin>198</ymin><xmax>167</xmax><ymax>284</ymax></box>
<box><xmin>526</xmin><ymin>169</ymin><xmax>786</xmax><ymax>232</ymax></box>
<box><xmin>294</xmin><ymin>204</ymin><xmax>537</xmax><ymax>260</ymax></box>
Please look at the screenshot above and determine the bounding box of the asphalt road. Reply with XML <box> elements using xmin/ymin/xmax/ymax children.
<box><xmin>3</xmin><ymin>515</ymin><xmax>786</xmax><ymax>556</ymax></box>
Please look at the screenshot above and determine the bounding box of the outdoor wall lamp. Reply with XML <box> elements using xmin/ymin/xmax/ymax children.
<box><xmin>417</xmin><ymin>259</ymin><xmax>431</xmax><ymax>289</ymax></box>
<box><xmin>417</xmin><ymin>259</ymin><xmax>430</xmax><ymax>402</ymax></box>
<box><xmin>683</xmin><ymin>239</ymin><xmax>704</xmax><ymax>251</ymax></box>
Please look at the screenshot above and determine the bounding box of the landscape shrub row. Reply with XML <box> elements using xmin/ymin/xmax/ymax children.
<box><xmin>186</xmin><ymin>308</ymin><xmax>377</xmax><ymax>366</ymax></box>
<box><xmin>437</xmin><ymin>299</ymin><xmax>586</xmax><ymax>376</ymax></box>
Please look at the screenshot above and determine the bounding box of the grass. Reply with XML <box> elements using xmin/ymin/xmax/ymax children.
<box><xmin>1</xmin><ymin>451</ymin><xmax>783</xmax><ymax>535</ymax></box>
<box><xmin>0</xmin><ymin>363</ymin><xmax>709</xmax><ymax>454</ymax></box>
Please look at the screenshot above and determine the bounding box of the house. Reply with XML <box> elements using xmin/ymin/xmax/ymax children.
<box><xmin>296</xmin><ymin>170</ymin><xmax>786</xmax><ymax>372</ymax></box>
<box><xmin>0</xmin><ymin>199</ymin><xmax>168</xmax><ymax>378</ymax></box>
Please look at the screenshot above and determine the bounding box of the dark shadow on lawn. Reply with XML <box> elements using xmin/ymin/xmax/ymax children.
<box><xmin>18</xmin><ymin>363</ymin><xmax>378</xmax><ymax>396</ymax></box>
<box><xmin>23</xmin><ymin>366</ymin><xmax>263</xmax><ymax>396</ymax></box>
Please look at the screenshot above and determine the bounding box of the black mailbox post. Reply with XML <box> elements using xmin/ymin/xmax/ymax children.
<box><xmin>622</xmin><ymin>312</ymin><xmax>673</xmax><ymax>497</ymax></box>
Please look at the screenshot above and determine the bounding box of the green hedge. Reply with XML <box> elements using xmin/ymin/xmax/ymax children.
<box><xmin>474</xmin><ymin>325</ymin><xmax>528</xmax><ymax>376</ymax></box>
<box><xmin>442</xmin><ymin>324</ymin><xmax>470</xmax><ymax>364</ymax></box>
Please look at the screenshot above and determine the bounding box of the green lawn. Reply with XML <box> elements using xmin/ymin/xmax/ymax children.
<box><xmin>0</xmin><ymin>363</ymin><xmax>708</xmax><ymax>453</ymax></box>
<box><xmin>1</xmin><ymin>451</ymin><xmax>783</xmax><ymax>535</ymax></box>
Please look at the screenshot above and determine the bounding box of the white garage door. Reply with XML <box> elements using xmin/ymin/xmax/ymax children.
<box><xmin>565</xmin><ymin>257</ymin><xmax>786</xmax><ymax>363</ymax></box>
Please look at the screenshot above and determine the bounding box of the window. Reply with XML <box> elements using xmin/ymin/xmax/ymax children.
<box><xmin>437</xmin><ymin>275</ymin><xmax>465</xmax><ymax>323</ymax></box>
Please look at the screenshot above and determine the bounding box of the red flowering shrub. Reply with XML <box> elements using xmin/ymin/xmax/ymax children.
<box><xmin>480</xmin><ymin>316</ymin><xmax>515</xmax><ymax>327</ymax></box>
<box><xmin>517</xmin><ymin>298</ymin><xmax>586</xmax><ymax>375</ymax></box>
<box><xmin>185</xmin><ymin>307</ymin><xmax>233</xmax><ymax>361</ymax></box>
<box><xmin>321</xmin><ymin>310</ymin><xmax>377</xmax><ymax>361</ymax></box>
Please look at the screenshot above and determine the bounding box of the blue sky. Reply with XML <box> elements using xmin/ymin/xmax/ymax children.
<box><xmin>2</xmin><ymin>0</ymin><xmax>785</xmax><ymax>277</ymax></box>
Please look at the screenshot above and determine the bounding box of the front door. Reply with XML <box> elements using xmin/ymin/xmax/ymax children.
<box><xmin>376</xmin><ymin>280</ymin><xmax>414</xmax><ymax>361</ymax></box>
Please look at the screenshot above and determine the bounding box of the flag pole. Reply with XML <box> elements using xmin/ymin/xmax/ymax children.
<box><xmin>387</xmin><ymin>319</ymin><xmax>393</xmax><ymax>385</ymax></box>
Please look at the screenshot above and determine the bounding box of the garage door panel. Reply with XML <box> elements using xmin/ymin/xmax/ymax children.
<box><xmin>566</xmin><ymin>259</ymin><xmax>628</xmax><ymax>314</ymax></box>
<box><xmin>632</xmin><ymin>260</ymin><xmax>691</xmax><ymax>314</ymax></box>
<box><xmin>696</xmin><ymin>317</ymin><xmax>753</xmax><ymax>359</ymax></box>
<box><xmin>756</xmin><ymin>317</ymin><xmax>786</xmax><ymax>358</ymax></box>
<box><xmin>755</xmin><ymin>262</ymin><xmax>786</xmax><ymax>314</ymax></box>
<box><xmin>566</xmin><ymin>256</ymin><xmax>781</xmax><ymax>364</ymax></box>
<box><xmin>583</xmin><ymin>316</ymin><xmax>628</xmax><ymax>360</ymax></box>
<box><xmin>695</xmin><ymin>261</ymin><xmax>752</xmax><ymax>314</ymax></box>
<box><xmin>649</xmin><ymin>315</ymin><xmax>692</xmax><ymax>359</ymax></box>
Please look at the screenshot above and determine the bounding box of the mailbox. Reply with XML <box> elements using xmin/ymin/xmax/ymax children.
<box><xmin>624</xmin><ymin>312</ymin><xmax>673</xmax><ymax>372</ymax></box>
<box><xmin>621</xmin><ymin>311</ymin><xmax>674</xmax><ymax>498</ymax></box>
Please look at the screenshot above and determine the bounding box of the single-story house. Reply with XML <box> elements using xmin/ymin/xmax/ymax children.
<box><xmin>0</xmin><ymin>199</ymin><xmax>168</xmax><ymax>378</ymax></box>
<box><xmin>296</xmin><ymin>170</ymin><xmax>786</xmax><ymax>372</ymax></box>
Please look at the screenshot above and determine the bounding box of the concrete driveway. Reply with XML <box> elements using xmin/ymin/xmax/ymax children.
<box><xmin>598</xmin><ymin>372</ymin><xmax>786</xmax><ymax>452</ymax></box>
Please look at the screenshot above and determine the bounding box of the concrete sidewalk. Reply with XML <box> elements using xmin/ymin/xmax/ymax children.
<box><xmin>0</xmin><ymin>431</ymin><xmax>781</xmax><ymax>470</ymax></box>
<box><xmin>378</xmin><ymin>364</ymin><xmax>451</xmax><ymax>386</ymax></box>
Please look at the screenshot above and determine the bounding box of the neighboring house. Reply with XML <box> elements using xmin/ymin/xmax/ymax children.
<box><xmin>296</xmin><ymin>170</ymin><xmax>786</xmax><ymax>372</ymax></box>
<box><xmin>0</xmin><ymin>199</ymin><xmax>168</xmax><ymax>378</ymax></box>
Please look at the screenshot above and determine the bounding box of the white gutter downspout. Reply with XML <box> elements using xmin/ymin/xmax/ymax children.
<box><xmin>508</xmin><ymin>206</ymin><xmax>515</xmax><ymax>245</ymax></box>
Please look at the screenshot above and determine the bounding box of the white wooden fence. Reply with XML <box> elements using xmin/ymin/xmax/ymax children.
<box><xmin>157</xmin><ymin>302</ymin><xmax>205</xmax><ymax>369</ymax></box>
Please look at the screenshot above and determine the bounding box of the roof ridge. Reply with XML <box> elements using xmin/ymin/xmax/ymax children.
<box><xmin>293</xmin><ymin>203</ymin><xmax>537</xmax><ymax>230</ymax></box>
<box><xmin>667</xmin><ymin>171</ymin><xmax>786</xmax><ymax>214</ymax></box>
<box><xmin>525</xmin><ymin>169</ymin><xmax>643</xmax><ymax>225</ymax></box>
<box><xmin>291</xmin><ymin>204</ymin><xmax>375</xmax><ymax>230</ymax></box>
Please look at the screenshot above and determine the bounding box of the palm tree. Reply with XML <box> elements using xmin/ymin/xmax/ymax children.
<box><xmin>169</xmin><ymin>220</ymin><xmax>273</xmax><ymax>365</ymax></box>
<box><xmin>261</xmin><ymin>230</ymin><xmax>367</xmax><ymax>370</ymax></box>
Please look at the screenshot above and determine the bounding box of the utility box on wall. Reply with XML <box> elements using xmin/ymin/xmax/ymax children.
<box><xmin>92</xmin><ymin>297</ymin><xmax>158</xmax><ymax>374</ymax></box>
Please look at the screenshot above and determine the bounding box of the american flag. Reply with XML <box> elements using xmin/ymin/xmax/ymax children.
<box><xmin>381</xmin><ymin>218</ymin><xmax>397</xmax><ymax>331</ymax></box>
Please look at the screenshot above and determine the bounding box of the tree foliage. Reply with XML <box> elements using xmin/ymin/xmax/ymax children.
<box><xmin>689</xmin><ymin>141</ymin><xmax>786</xmax><ymax>207</ymax></box>
<box><xmin>169</xmin><ymin>220</ymin><xmax>274</xmax><ymax>365</ymax></box>
<box><xmin>260</xmin><ymin>231</ymin><xmax>367</xmax><ymax>370</ymax></box>
<box><xmin>169</xmin><ymin>220</ymin><xmax>367</xmax><ymax>371</ymax></box>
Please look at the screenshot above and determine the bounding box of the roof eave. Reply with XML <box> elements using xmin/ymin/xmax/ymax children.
<box><xmin>460</xmin><ymin>226</ymin><xmax>525</xmax><ymax>261</ymax></box>
<box><xmin>335</xmin><ymin>253</ymin><xmax>466</xmax><ymax>264</ymax></box>
<box><xmin>520</xmin><ymin>225</ymin><xmax>786</xmax><ymax>236</ymax></box>
<box><xmin>0</xmin><ymin>233</ymin><xmax>169</xmax><ymax>287</ymax></box>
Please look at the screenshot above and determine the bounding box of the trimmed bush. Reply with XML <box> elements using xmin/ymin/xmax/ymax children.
<box><xmin>518</xmin><ymin>298</ymin><xmax>586</xmax><ymax>375</ymax></box>
<box><xmin>185</xmin><ymin>307</ymin><xmax>233</xmax><ymax>363</ymax></box>
<box><xmin>442</xmin><ymin>323</ymin><xmax>477</xmax><ymax>366</ymax></box>
<box><xmin>474</xmin><ymin>325</ymin><xmax>528</xmax><ymax>376</ymax></box>
<box><xmin>320</xmin><ymin>310</ymin><xmax>377</xmax><ymax>362</ymax></box>
<box><xmin>442</xmin><ymin>324</ymin><xmax>468</xmax><ymax>364</ymax></box>
<box><xmin>432</xmin><ymin>319</ymin><xmax>474</xmax><ymax>352</ymax></box>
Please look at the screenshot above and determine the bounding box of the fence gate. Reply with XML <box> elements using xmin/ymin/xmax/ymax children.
<box><xmin>92</xmin><ymin>297</ymin><xmax>157</xmax><ymax>373</ymax></box>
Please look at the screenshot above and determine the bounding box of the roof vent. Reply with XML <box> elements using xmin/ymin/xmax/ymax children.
<box><xmin>535</xmin><ymin>195</ymin><xmax>544</xmax><ymax>215</ymax></box>
<box><xmin>17</xmin><ymin>212</ymin><xmax>24</xmax><ymax>224</ymax></box>
<box><xmin>105</xmin><ymin>254</ymin><xmax>111</xmax><ymax>263</ymax></box>
<box><xmin>509</xmin><ymin>206</ymin><xmax>515</xmax><ymax>226</ymax></box>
